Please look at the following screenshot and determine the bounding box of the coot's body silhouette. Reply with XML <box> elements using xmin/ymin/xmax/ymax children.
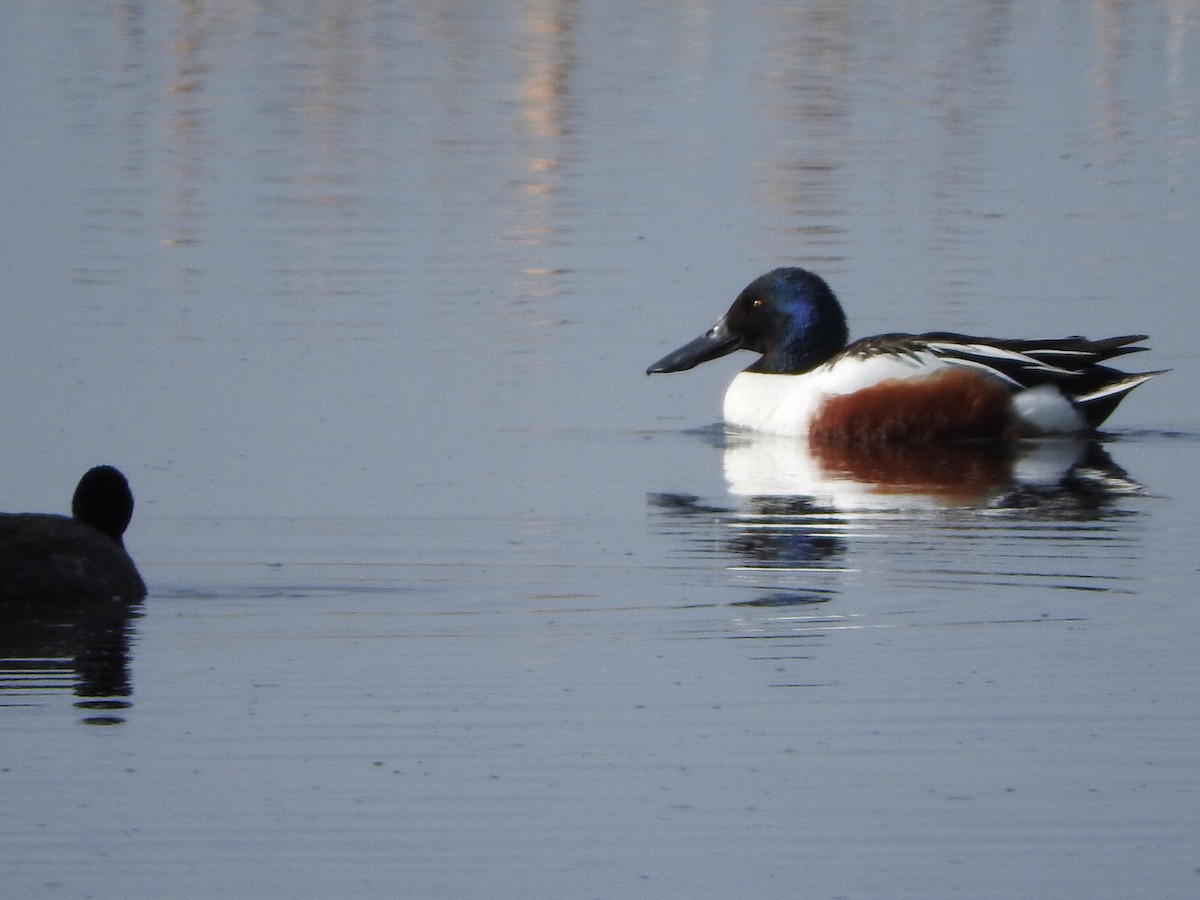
<box><xmin>0</xmin><ymin>466</ymin><xmax>145</xmax><ymax>607</ymax></box>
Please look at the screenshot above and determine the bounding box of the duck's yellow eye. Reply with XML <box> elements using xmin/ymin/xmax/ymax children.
<box><xmin>752</xmin><ymin>298</ymin><xmax>764</xmax><ymax>308</ymax></box>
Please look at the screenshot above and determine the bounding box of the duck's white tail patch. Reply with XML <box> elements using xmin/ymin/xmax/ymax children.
<box><xmin>1011</xmin><ymin>384</ymin><xmax>1086</xmax><ymax>434</ymax></box>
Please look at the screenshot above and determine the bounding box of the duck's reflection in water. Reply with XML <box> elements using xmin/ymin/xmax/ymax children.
<box><xmin>650</xmin><ymin>432</ymin><xmax>1143</xmax><ymax>611</ymax></box>
<box><xmin>650</xmin><ymin>490</ymin><xmax>845</xmax><ymax>564</ymax></box>
<box><xmin>723</xmin><ymin>432</ymin><xmax>1140</xmax><ymax>515</ymax></box>
<box><xmin>0</xmin><ymin>598</ymin><xmax>141</xmax><ymax>725</ymax></box>
<box><xmin>648</xmin><ymin>487</ymin><xmax>843</xmax><ymax>610</ymax></box>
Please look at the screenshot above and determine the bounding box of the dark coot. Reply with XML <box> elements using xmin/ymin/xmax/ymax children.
<box><xmin>0</xmin><ymin>466</ymin><xmax>146</xmax><ymax>607</ymax></box>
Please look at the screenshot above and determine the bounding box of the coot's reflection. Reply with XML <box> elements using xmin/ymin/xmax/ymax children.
<box><xmin>0</xmin><ymin>598</ymin><xmax>141</xmax><ymax>724</ymax></box>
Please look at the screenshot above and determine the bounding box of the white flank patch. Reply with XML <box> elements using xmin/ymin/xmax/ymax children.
<box><xmin>1010</xmin><ymin>384</ymin><xmax>1086</xmax><ymax>434</ymax></box>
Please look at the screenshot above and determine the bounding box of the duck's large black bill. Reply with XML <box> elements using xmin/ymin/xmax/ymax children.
<box><xmin>646</xmin><ymin>317</ymin><xmax>743</xmax><ymax>374</ymax></box>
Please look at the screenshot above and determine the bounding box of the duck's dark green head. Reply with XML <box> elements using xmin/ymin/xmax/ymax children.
<box><xmin>647</xmin><ymin>267</ymin><xmax>849</xmax><ymax>376</ymax></box>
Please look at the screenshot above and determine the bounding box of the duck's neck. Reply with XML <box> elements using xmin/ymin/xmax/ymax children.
<box><xmin>747</xmin><ymin>322</ymin><xmax>848</xmax><ymax>375</ymax></box>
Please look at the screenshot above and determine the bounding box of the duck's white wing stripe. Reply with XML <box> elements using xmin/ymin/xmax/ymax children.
<box><xmin>930</xmin><ymin>356</ymin><xmax>1024</xmax><ymax>388</ymax></box>
<box><xmin>924</xmin><ymin>341</ymin><xmax>1033</xmax><ymax>362</ymax></box>
<box><xmin>925</xmin><ymin>341</ymin><xmax>1077</xmax><ymax>376</ymax></box>
<box><xmin>1024</xmin><ymin>348</ymin><xmax>1095</xmax><ymax>360</ymax></box>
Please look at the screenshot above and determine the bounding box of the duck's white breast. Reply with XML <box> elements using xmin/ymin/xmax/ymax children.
<box><xmin>723</xmin><ymin>372</ymin><xmax>822</xmax><ymax>435</ymax></box>
<box><xmin>723</xmin><ymin>352</ymin><xmax>947</xmax><ymax>436</ymax></box>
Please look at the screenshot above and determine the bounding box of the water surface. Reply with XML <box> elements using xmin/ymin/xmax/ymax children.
<box><xmin>2</xmin><ymin>2</ymin><xmax>1199</xmax><ymax>898</ymax></box>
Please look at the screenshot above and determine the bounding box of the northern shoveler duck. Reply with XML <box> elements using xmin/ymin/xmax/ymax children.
<box><xmin>647</xmin><ymin>267</ymin><xmax>1162</xmax><ymax>442</ymax></box>
<box><xmin>0</xmin><ymin>466</ymin><xmax>146</xmax><ymax>605</ymax></box>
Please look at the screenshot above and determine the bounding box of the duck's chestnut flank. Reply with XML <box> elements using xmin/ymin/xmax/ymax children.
<box><xmin>810</xmin><ymin>368</ymin><xmax>1015</xmax><ymax>445</ymax></box>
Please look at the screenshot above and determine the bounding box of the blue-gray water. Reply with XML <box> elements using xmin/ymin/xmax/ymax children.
<box><xmin>2</xmin><ymin>2</ymin><xmax>1199</xmax><ymax>898</ymax></box>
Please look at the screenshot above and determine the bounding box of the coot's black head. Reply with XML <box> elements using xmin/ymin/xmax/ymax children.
<box><xmin>71</xmin><ymin>465</ymin><xmax>135</xmax><ymax>545</ymax></box>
